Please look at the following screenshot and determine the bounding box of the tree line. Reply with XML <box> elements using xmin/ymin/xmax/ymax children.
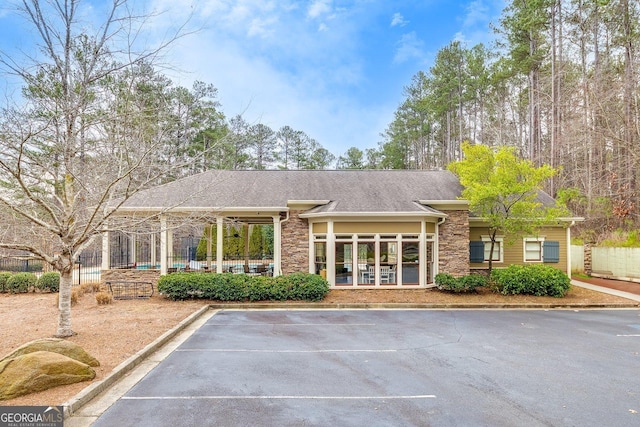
<box><xmin>363</xmin><ymin>0</ymin><xmax>639</xmax><ymax>235</ymax></box>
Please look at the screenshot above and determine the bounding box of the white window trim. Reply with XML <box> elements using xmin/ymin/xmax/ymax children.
<box><xmin>481</xmin><ymin>235</ymin><xmax>503</xmax><ymax>263</ymax></box>
<box><xmin>523</xmin><ymin>236</ymin><xmax>545</xmax><ymax>263</ymax></box>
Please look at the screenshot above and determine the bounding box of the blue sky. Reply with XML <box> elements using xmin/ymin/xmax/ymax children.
<box><xmin>0</xmin><ymin>0</ymin><xmax>506</xmax><ymax>157</ymax></box>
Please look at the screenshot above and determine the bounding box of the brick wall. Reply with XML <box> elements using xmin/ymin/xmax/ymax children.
<box><xmin>281</xmin><ymin>211</ymin><xmax>309</xmax><ymax>274</ymax></box>
<box><xmin>438</xmin><ymin>210</ymin><xmax>470</xmax><ymax>277</ymax></box>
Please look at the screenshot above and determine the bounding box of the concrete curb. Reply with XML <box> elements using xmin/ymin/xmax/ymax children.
<box><xmin>62</xmin><ymin>305</ymin><xmax>211</xmax><ymax>419</ymax></box>
<box><xmin>209</xmin><ymin>302</ymin><xmax>639</xmax><ymax>310</ymax></box>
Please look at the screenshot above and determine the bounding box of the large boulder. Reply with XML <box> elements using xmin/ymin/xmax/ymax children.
<box><xmin>2</xmin><ymin>338</ymin><xmax>99</xmax><ymax>367</ymax></box>
<box><xmin>0</xmin><ymin>351</ymin><xmax>96</xmax><ymax>400</ymax></box>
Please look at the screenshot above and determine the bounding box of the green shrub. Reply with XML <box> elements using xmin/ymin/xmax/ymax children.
<box><xmin>285</xmin><ymin>273</ymin><xmax>330</xmax><ymax>301</ymax></box>
<box><xmin>36</xmin><ymin>272</ymin><xmax>60</xmax><ymax>292</ymax></box>
<box><xmin>491</xmin><ymin>264</ymin><xmax>571</xmax><ymax>297</ymax></box>
<box><xmin>435</xmin><ymin>273</ymin><xmax>486</xmax><ymax>293</ymax></box>
<box><xmin>6</xmin><ymin>272</ymin><xmax>37</xmax><ymax>293</ymax></box>
<box><xmin>158</xmin><ymin>272</ymin><xmax>330</xmax><ymax>302</ymax></box>
<box><xmin>0</xmin><ymin>272</ymin><xmax>12</xmax><ymax>293</ymax></box>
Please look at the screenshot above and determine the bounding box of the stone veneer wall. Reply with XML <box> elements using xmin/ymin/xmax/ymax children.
<box><xmin>281</xmin><ymin>210</ymin><xmax>310</xmax><ymax>275</ymax></box>
<box><xmin>584</xmin><ymin>242</ymin><xmax>592</xmax><ymax>276</ymax></box>
<box><xmin>101</xmin><ymin>269</ymin><xmax>161</xmax><ymax>289</ymax></box>
<box><xmin>438</xmin><ymin>210</ymin><xmax>470</xmax><ymax>277</ymax></box>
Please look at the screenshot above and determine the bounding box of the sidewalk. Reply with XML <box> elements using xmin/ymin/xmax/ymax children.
<box><xmin>572</xmin><ymin>277</ymin><xmax>640</xmax><ymax>302</ymax></box>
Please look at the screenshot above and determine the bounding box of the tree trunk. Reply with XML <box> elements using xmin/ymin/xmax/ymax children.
<box><xmin>56</xmin><ymin>253</ymin><xmax>75</xmax><ymax>337</ymax></box>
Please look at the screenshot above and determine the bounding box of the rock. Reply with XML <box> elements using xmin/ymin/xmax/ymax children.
<box><xmin>2</xmin><ymin>338</ymin><xmax>100</xmax><ymax>367</ymax></box>
<box><xmin>0</xmin><ymin>351</ymin><xmax>96</xmax><ymax>400</ymax></box>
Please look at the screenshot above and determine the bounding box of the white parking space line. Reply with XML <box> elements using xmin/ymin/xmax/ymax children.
<box><xmin>122</xmin><ymin>395</ymin><xmax>436</xmax><ymax>400</ymax></box>
<box><xmin>175</xmin><ymin>349</ymin><xmax>397</xmax><ymax>353</ymax></box>
<box><xmin>616</xmin><ymin>334</ymin><xmax>640</xmax><ymax>337</ymax></box>
<box><xmin>205</xmin><ymin>323</ymin><xmax>377</xmax><ymax>326</ymax></box>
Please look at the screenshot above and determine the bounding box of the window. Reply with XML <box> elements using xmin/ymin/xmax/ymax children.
<box><xmin>523</xmin><ymin>237</ymin><xmax>544</xmax><ymax>262</ymax></box>
<box><xmin>314</xmin><ymin>241</ymin><xmax>326</xmax><ymax>275</ymax></box>
<box><xmin>482</xmin><ymin>236</ymin><xmax>503</xmax><ymax>263</ymax></box>
<box><xmin>470</xmin><ymin>237</ymin><xmax>503</xmax><ymax>263</ymax></box>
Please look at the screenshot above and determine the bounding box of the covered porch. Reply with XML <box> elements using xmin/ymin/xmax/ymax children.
<box><xmin>101</xmin><ymin>211</ymin><xmax>285</xmax><ymax>277</ymax></box>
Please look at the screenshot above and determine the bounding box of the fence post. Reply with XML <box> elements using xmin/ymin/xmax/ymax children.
<box><xmin>77</xmin><ymin>255</ymin><xmax>81</xmax><ymax>286</ymax></box>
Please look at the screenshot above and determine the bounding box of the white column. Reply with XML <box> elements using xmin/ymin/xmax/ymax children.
<box><xmin>216</xmin><ymin>217</ymin><xmax>223</xmax><ymax>273</ymax></box>
<box><xmin>101</xmin><ymin>229</ymin><xmax>110</xmax><ymax>270</ymax></box>
<box><xmin>273</xmin><ymin>215</ymin><xmax>281</xmax><ymax>277</ymax></box>
<box><xmin>160</xmin><ymin>216</ymin><xmax>167</xmax><ymax>275</ymax></box>
<box><xmin>566</xmin><ymin>225</ymin><xmax>572</xmax><ymax>277</ymax></box>
<box><xmin>327</xmin><ymin>221</ymin><xmax>335</xmax><ymax>285</ymax></box>
<box><xmin>396</xmin><ymin>235</ymin><xmax>403</xmax><ymax>286</ymax></box>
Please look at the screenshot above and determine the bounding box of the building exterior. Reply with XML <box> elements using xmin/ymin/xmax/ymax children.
<box><xmin>104</xmin><ymin>170</ymin><xmax>577</xmax><ymax>288</ymax></box>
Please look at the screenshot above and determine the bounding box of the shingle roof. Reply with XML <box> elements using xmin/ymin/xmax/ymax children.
<box><xmin>120</xmin><ymin>169</ymin><xmax>464</xmax><ymax>214</ymax></box>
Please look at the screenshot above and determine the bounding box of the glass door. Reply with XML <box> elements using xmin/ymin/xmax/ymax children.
<box><xmin>380</xmin><ymin>240</ymin><xmax>398</xmax><ymax>285</ymax></box>
<box><xmin>357</xmin><ymin>241</ymin><xmax>375</xmax><ymax>285</ymax></box>
<box><xmin>401</xmin><ymin>240</ymin><xmax>420</xmax><ymax>286</ymax></box>
<box><xmin>335</xmin><ymin>241</ymin><xmax>353</xmax><ymax>286</ymax></box>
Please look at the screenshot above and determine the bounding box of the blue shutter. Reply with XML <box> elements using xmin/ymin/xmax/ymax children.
<box><xmin>543</xmin><ymin>241</ymin><xmax>560</xmax><ymax>263</ymax></box>
<box><xmin>470</xmin><ymin>241</ymin><xmax>485</xmax><ymax>263</ymax></box>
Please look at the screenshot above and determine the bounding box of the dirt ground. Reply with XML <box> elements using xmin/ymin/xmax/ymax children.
<box><xmin>0</xmin><ymin>283</ymin><xmax>637</xmax><ymax>407</ymax></box>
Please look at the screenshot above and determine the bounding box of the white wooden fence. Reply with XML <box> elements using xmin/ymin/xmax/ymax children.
<box><xmin>570</xmin><ymin>245</ymin><xmax>584</xmax><ymax>273</ymax></box>
<box><xmin>571</xmin><ymin>245</ymin><xmax>640</xmax><ymax>282</ymax></box>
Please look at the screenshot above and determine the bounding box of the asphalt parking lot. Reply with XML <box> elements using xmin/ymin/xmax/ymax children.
<box><xmin>90</xmin><ymin>309</ymin><xmax>640</xmax><ymax>427</ymax></box>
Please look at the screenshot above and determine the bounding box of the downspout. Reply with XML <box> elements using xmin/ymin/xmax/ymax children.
<box><xmin>567</xmin><ymin>220</ymin><xmax>575</xmax><ymax>278</ymax></box>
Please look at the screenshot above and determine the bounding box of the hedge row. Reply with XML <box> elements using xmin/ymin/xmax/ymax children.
<box><xmin>435</xmin><ymin>273</ymin><xmax>487</xmax><ymax>293</ymax></box>
<box><xmin>436</xmin><ymin>265</ymin><xmax>571</xmax><ymax>298</ymax></box>
<box><xmin>157</xmin><ymin>272</ymin><xmax>330</xmax><ymax>302</ymax></box>
<box><xmin>491</xmin><ymin>264</ymin><xmax>571</xmax><ymax>298</ymax></box>
<box><xmin>0</xmin><ymin>271</ymin><xmax>60</xmax><ymax>293</ymax></box>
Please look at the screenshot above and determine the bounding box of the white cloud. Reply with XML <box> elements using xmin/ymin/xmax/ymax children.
<box><xmin>247</xmin><ymin>16</ymin><xmax>278</xmax><ymax>38</ymax></box>
<box><xmin>390</xmin><ymin>12</ymin><xmax>408</xmax><ymax>27</ymax></box>
<box><xmin>462</xmin><ymin>0</ymin><xmax>489</xmax><ymax>28</ymax></box>
<box><xmin>307</xmin><ymin>0</ymin><xmax>332</xmax><ymax>19</ymax></box>
<box><xmin>454</xmin><ymin>0</ymin><xmax>505</xmax><ymax>47</ymax></box>
<box><xmin>132</xmin><ymin>0</ymin><xmax>397</xmax><ymax>153</ymax></box>
<box><xmin>393</xmin><ymin>32</ymin><xmax>425</xmax><ymax>65</ymax></box>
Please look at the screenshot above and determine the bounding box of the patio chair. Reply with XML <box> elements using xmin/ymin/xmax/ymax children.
<box><xmin>380</xmin><ymin>265</ymin><xmax>392</xmax><ymax>284</ymax></box>
<box><xmin>367</xmin><ymin>265</ymin><xmax>376</xmax><ymax>284</ymax></box>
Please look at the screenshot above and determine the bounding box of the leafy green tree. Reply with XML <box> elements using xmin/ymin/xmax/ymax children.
<box><xmin>213</xmin><ymin>115</ymin><xmax>252</xmax><ymax>170</ymax></box>
<box><xmin>448</xmin><ymin>142</ymin><xmax>562</xmax><ymax>273</ymax></box>
<box><xmin>308</xmin><ymin>145</ymin><xmax>336</xmax><ymax>170</ymax></box>
<box><xmin>249</xmin><ymin>225</ymin><xmax>264</xmax><ymax>258</ymax></box>
<box><xmin>337</xmin><ymin>147</ymin><xmax>365</xmax><ymax>169</ymax></box>
<box><xmin>429</xmin><ymin>40</ymin><xmax>467</xmax><ymax>163</ymax></box>
<box><xmin>249</xmin><ymin>123</ymin><xmax>277</xmax><ymax>170</ymax></box>
<box><xmin>499</xmin><ymin>0</ymin><xmax>553</xmax><ymax>163</ymax></box>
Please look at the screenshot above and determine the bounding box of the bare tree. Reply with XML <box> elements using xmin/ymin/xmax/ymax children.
<box><xmin>0</xmin><ymin>0</ymin><xmax>199</xmax><ymax>337</ymax></box>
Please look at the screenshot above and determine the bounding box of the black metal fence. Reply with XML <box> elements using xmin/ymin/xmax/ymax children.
<box><xmin>0</xmin><ymin>250</ymin><xmax>103</xmax><ymax>286</ymax></box>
